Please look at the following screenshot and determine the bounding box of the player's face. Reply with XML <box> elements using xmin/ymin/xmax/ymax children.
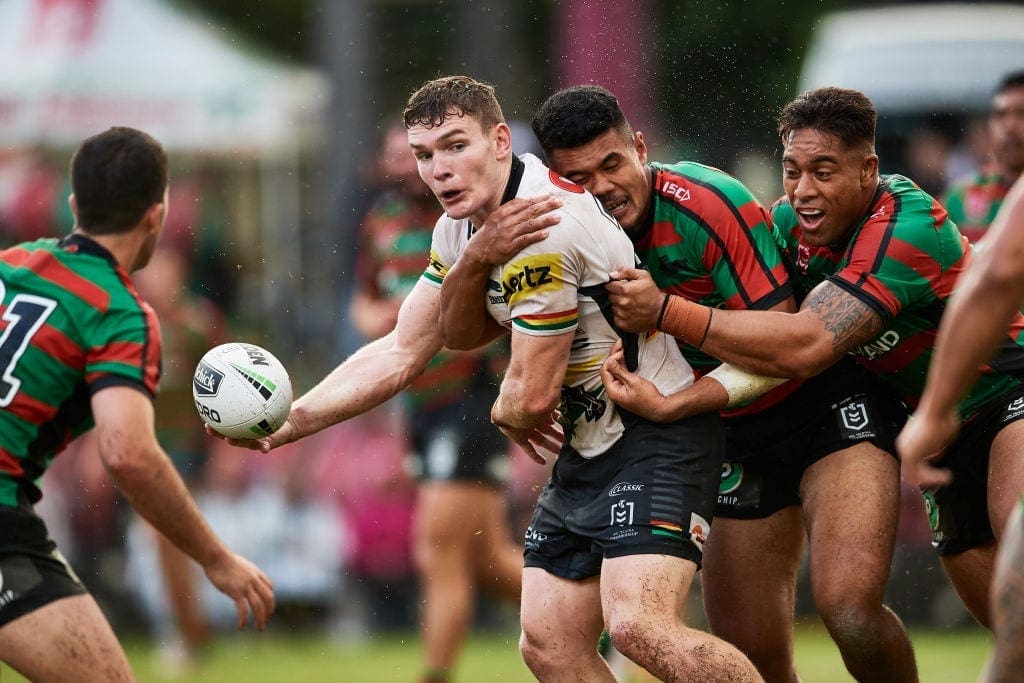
<box><xmin>991</xmin><ymin>85</ymin><xmax>1024</xmax><ymax>176</ymax></box>
<box><xmin>407</xmin><ymin>114</ymin><xmax>511</xmax><ymax>226</ymax></box>
<box><xmin>781</xmin><ymin>128</ymin><xmax>878</xmax><ymax>247</ymax></box>
<box><xmin>547</xmin><ymin>128</ymin><xmax>651</xmax><ymax>231</ymax></box>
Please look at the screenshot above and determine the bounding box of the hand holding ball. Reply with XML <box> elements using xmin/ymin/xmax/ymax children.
<box><xmin>193</xmin><ymin>343</ymin><xmax>293</xmax><ymax>440</ymax></box>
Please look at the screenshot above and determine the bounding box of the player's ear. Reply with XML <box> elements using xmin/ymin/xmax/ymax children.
<box><xmin>68</xmin><ymin>193</ymin><xmax>77</xmax><ymax>218</ymax></box>
<box><xmin>633</xmin><ymin>131</ymin><xmax>648</xmax><ymax>165</ymax></box>
<box><xmin>493</xmin><ymin>122</ymin><xmax>512</xmax><ymax>160</ymax></box>
<box><xmin>861</xmin><ymin>153</ymin><xmax>879</xmax><ymax>187</ymax></box>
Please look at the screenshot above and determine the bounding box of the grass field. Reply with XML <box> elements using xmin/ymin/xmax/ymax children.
<box><xmin>0</xmin><ymin>622</ymin><xmax>991</xmax><ymax>682</ymax></box>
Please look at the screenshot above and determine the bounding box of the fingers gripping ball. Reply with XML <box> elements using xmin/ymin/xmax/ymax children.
<box><xmin>192</xmin><ymin>343</ymin><xmax>293</xmax><ymax>439</ymax></box>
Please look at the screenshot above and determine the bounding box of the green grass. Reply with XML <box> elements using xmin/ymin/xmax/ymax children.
<box><xmin>1</xmin><ymin>623</ymin><xmax>991</xmax><ymax>682</ymax></box>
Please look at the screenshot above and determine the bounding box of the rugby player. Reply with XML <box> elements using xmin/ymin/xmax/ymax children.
<box><xmin>0</xmin><ymin>127</ymin><xmax>274</xmax><ymax>682</ymax></box>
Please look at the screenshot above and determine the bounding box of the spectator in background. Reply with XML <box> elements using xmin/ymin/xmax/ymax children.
<box><xmin>903</xmin><ymin>126</ymin><xmax>951</xmax><ymax>198</ymax></box>
<box><xmin>944</xmin><ymin>70</ymin><xmax>1024</xmax><ymax>243</ymax></box>
<box><xmin>349</xmin><ymin>122</ymin><xmax>522</xmax><ymax>683</ymax></box>
<box><xmin>130</xmin><ymin>232</ymin><xmax>228</xmax><ymax>672</ymax></box>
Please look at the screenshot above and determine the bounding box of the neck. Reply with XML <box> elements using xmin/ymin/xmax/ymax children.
<box><xmin>73</xmin><ymin>227</ymin><xmax>142</xmax><ymax>272</ymax></box>
<box><xmin>470</xmin><ymin>157</ymin><xmax>514</xmax><ymax>228</ymax></box>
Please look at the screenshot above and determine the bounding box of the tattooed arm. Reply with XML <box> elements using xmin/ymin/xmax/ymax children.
<box><xmin>661</xmin><ymin>278</ymin><xmax>884</xmax><ymax>379</ymax></box>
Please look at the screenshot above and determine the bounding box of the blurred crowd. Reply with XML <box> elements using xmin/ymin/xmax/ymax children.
<box><xmin>0</xmin><ymin>103</ymin><xmax>1008</xmax><ymax>672</ymax></box>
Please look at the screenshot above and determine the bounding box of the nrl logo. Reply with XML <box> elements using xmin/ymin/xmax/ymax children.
<box><xmin>193</xmin><ymin>362</ymin><xmax>224</xmax><ymax>397</ymax></box>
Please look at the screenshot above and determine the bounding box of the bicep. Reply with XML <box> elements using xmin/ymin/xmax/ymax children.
<box><xmin>90</xmin><ymin>385</ymin><xmax>159</xmax><ymax>459</ymax></box>
<box><xmin>390</xmin><ymin>280</ymin><xmax>445</xmax><ymax>361</ymax></box>
<box><xmin>800</xmin><ymin>280</ymin><xmax>885</xmax><ymax>359</ymax></box>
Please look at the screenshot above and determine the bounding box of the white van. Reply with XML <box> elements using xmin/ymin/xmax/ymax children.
<box><xmin>800</xmin><ymin>3</ymin><xmax>1024</xmax><ymax>116</ymax></box>
<box><xmin>798</xmin><ymin>4</ymin><xmax>1024</xmax><ymax>191</ymax></box>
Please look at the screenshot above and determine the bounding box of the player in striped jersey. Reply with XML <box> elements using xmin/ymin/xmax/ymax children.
<box><xmin>452</xmin><ymin>85</ymin><xmax>915</xmax><ymax>683</ymax></box>
<box><xmin>0</xmin><ymin>128</ymin><xmax>274</xmax><ymax>682</ymax></box>
<box><xmin>606</xmin><ymin>86</ymin><xmax>1024</xmax><ymax>632</ymax></box>
<box><xmin>943</xmin><ymin>70</ymin><xmax>1024</xmax><ymax>243</ymax></box>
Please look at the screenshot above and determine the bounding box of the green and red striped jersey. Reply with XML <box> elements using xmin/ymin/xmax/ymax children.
<box><xmin>635</xmin><ymin>161</ymin><xmax>796</xmax><ymax>415</ymax></box>
<box><xmin>773</xmin><ymin>174</ymin><xmax>1024</xmax><ymax>417</ymax></box>
<box><xmin>942</xmin><ymin>164</ymin><xmax>1015</xmax><ymax>244</ymax></box>
<box><xmin>356</xmin><ymin>189</ymin><xmax>503</xmax><ymax>412</ymax></box>
<box><xmin>0</xmin><ymin>234</ymin><xmax>161</xmax><ymax>507</ymax></box>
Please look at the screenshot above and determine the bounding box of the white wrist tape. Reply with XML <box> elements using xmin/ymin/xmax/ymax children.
<box><xmin>705</xmin><ymin>363</ymin><xmax>788</xmax><ymax>407</ymax></box>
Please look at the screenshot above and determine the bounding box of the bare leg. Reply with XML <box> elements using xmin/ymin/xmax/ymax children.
<box><xmin>939</xmin><ymin>420</ymin><xmax>1024</xmax><ymax>631</ymax></box>
<box><xmin>602</xmin><ymin>554</ymin><xmax>762</xmax><ymax>683</ymax></box>
<box><xmin>801</xmin><ymin>444</ymin><xmax>917</xmax><ymax>682</ymax></box>
<box><xmin>470</xmin><ymin>485</ymin><xmax>523</xmax><ymax>603</ymax></box>
<box><xmin>702</xmin><ymin>510</ymin><xmax>804</xmax><ymax>683</ymax></box>
<box><xmin>0</xmin><ymin>594</ymin><xmax>135</xmax><ymax>682</ymax></box>
<box><xmin>519</xmin><ymin>567</ymin><xmax>613</xmax><ymax>682</ymax></box>
<box><xmin>414</xmin><ymin>481</ymin><xmax>500</xmax><ymax>680</ymax></box>
<box><xmin>942</xmin><ymin>544</ymin><xmax>997</xmax><ymax>628</ymax></box>
<box><xmin>153</xmin><ymin>525</ymin><xmax>209</xmax><ymax>651</ymax></box>
<box><xmin>982</xmin><ymin>501</ymin><xmax>1024</xmax><ymax>683</ymax></box>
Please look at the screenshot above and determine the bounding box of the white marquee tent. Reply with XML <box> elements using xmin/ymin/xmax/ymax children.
<box><xmin>0</xmin><ymin>0</ymin><xmax>330</xmax><ymax>334</ymax></box>
<box><xmin>0</xmin><ymin>0</ymin><xmax>327</xmax><ymax>154</ymax></box>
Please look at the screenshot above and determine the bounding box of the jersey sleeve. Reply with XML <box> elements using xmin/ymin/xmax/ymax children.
<box><xmin>501</xmin><ymin>219</ymin><xmax>583</xmax><ymax>337</ymax></box>
<box><xmin>829</xmin><ymin>187</ymin><xmax>953</xmax><ymax>322</ymax></box>
<box><xmin>85</xmin><ymin>296</ymin><xmax>161</xmax><ymax>398</ymax></box>
<box><xmin>702</xmin><ymin>196</ymin><xmax>791</xmax><ymax>311</ymax></box>
<box><xmin>420</xmin><ymin>215</ymin><xmax>458</xmax><ymax>290</ymax></box>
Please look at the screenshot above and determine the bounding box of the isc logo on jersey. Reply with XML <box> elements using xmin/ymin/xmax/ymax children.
<box><xmin>502</xmin><ymin>254</ymin><xmax>562</xmax><ymax>305</ymax></box>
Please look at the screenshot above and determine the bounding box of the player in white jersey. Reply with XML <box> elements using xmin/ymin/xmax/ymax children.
<box><xmin>423</xmin><ymin>152</ymin><xmax>693</xmax><ymax>457</ymax></box>
<box><xmin>408</xmin><ymin>76</ymin><xmax>762</xmax><ymax>682</ymax></box>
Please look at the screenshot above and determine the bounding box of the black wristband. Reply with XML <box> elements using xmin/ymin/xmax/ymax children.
<box><xmin>655</xmin><ymin>293</ymin><xmax>671</xmax><ymax>331</ymax></box>
<box><xmin>695</xmin><ymin>308</ymin><xmax>714</xmax><ymax>348</ymax></box>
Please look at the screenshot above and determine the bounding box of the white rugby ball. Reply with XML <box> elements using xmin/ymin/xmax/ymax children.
<box><xmin>192</xmin><ymin>342</ymin><xmax>293</xmax><ymax>440</ymax></box>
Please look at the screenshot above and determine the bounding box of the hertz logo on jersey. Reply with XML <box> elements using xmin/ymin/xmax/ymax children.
<box><xmin>501</xmin><ymin>254</ymin><xmax>562</xmax><ymax>305</ymax></box>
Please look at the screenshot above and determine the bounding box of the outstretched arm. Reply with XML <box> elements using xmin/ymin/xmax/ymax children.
<box><xmin>607</xmin><ymin>268</ymin><xmax>884</xmax><ymax>379</ymax></box>
<box><xmin>898</xmin><ymin>178</ymin><xmax>1024</xmax><ymax>487</ymax></box>
<box><xmin>94</xmin><ymin>386</ymin><xmax>275</xmax><ymax>630</ymax></box>
<box><xmin>219</xmin><ymin>280</ymin><xmax>445</xmax><ymax>452</ymax></box>
<box><xmin>439</xmin><ymin>196</ymin><xmax>561</xmax><ymax>349</ymax></box>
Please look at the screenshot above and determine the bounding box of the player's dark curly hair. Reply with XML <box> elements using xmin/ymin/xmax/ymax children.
<box><xmin>996</xmin><ymin>69</ymin><xmax>1024</xmax><ymax>96</ymax></box>
<box><xmin>403</xmin><ymin>75</ymin><xmax>505</xmax><ymax>131</ymax></box>
<box><xmin>778</xmin><ymin>87</ymin><xmax>876</xmax><ymax>150</ymax></box>
<box><xmin>531</xmin><ymin>85</ymin><xmax>633</xmax><ymax>155</ymax></box>
<box><xmin>70</xmin><ymin>126</ymin><xmax>168</xmax><ymax>235</ymax></box>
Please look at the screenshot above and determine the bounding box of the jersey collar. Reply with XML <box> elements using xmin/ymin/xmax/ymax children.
<box><xmin>59</xmin><ymin>232</ymin><xmax>118</xmax><ymax>266</ymax></box>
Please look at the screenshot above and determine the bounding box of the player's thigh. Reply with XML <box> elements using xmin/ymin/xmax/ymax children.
<box><xmin>520</xmin><ymin>566</ymin><xmax>603</xmax><ymax>646</ymax></box>
<box><xmin>702</xmin><ymin>510</ymin><xmax>804</xmax><ymax>633</ymax></box>
<box><xmin>0</xmin><ymin>594</ymin><xmax>133</xmax><ymax>683</ymax></box>
<box><xmin>800</xmin><ymin>441</ymin><xmax>900</xmax><ymax>598</ymax></box>
<box><xmin>600</xmin><ymin>553</ymin><xmax>697</xmax><ymax>625</ymax></box>
<box><xmin>989</xmin><ymin>420</ymin><xmax>1024</xmax><ymax>538</ymax></box>
<box><xmin>415</xmin><ymin>481</ymin><xmax>496</xmax><ymax>545</ymax></box>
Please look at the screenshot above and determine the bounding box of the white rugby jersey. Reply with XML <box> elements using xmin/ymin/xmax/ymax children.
<box><xmin>421</xmin><ymin>153</ymin><xmax>694</xmax><ymax>458</ymax></box>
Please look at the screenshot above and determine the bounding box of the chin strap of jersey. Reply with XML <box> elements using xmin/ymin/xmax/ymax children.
<box><xmin>579</xmin><ymin>283</ymin><xmax>640</xmax><ymax>372</ymax></box>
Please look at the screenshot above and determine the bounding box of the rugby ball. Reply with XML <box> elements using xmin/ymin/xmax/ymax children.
<box><xmin>192</xmin><ymin>342</ymin><xmax>293</xmax><ymax>440</ymax></box>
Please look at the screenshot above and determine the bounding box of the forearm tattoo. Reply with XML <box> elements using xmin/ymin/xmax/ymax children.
<box><xmin>804</xmin><ymin>284</ymin><xmax>884</xmax><ymax>356</ymax></box>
